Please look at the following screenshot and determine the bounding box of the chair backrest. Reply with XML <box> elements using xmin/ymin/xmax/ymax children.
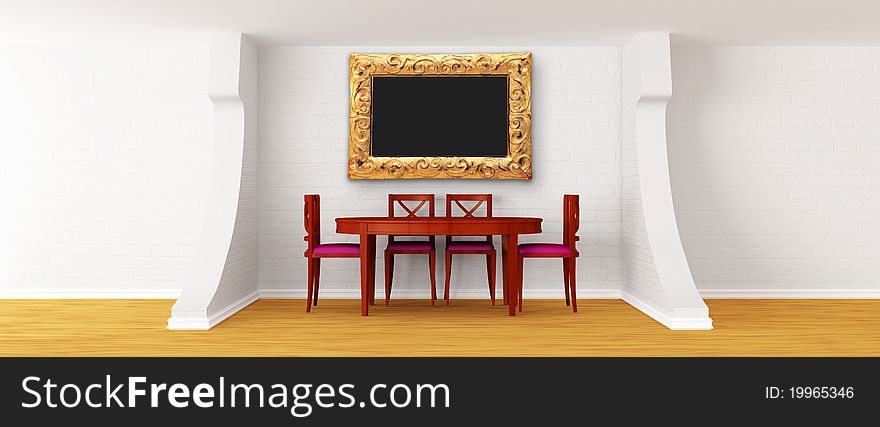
<box><xmin>446</xmin><ymin>193</ymin><xmax>492</xmax><ymax>218</ymax></box>
<box><xmin>446</xmin><ymin>194</ymin><xmax>492</xmax><ymax>243</ymax></box>
<box><xmin>388</xmin><ymin>194</ymin><xmax>435</xmax><ymax>244</ymax></box>
<box><xmin>563</xmin><ymin>194</ymin><xmax>580</xmax><ymax>252</ymax></box>
<box><xmin>304</xmin><ymin>194</ymin><xmax>321</xmax><ymax>255</ymax></box>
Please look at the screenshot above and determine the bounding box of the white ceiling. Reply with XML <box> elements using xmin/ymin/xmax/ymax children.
<box><xmin>2</xmin><ymin>0</ymin><xmax>879</xmax><ymax>46</ymax></box>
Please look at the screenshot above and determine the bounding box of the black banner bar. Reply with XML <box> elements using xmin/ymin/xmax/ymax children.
<box><xmin>1</xmin><ymin>358</ymin><xmax>876</xmax><ymax>425</ymax></box>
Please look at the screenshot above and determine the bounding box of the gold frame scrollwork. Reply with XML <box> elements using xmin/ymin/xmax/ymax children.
<box><xmin>349</xmin><ymin>52</ymin><xmax>532</xmax><ymax>179</ymax></box>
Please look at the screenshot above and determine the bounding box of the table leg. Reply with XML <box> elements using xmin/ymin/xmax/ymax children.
<box><xmin>505</xmin><ymin>233</ymin><xmax>519</xmax><ymax>316</ymax></box>
<box><xmin>359</xmin><ymin>232</ymin><xmax>370</xmax><ymax>316</ymax></box>
<box><xmin>501</xmin><ymin>237</ymin><xmax>509</xmax><ymax>305</ymax></box>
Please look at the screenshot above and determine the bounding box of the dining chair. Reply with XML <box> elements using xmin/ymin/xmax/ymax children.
<box><xmin>385</xmin><ymin>194</ymin><xmax>437</xmax><ymax>305</ymax></box>
<box><xmin>443</xmin><ymin>194</ymin><xmax>495</xmax><ymax>306</ymax></box>
<box><xmin>517</xmin><ymin>194</ymin><xmax>580</xmax><ymax>312</ymax></box>
<box><xmin>303</xmin><ymin>194</ymin><xmax>360</xmax><ymax>312</ymax></box>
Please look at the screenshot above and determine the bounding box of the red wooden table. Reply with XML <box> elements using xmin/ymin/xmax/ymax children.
<box><xmin>336</xmin><ymin>216</ymin><xmax>543</xmax><ymax>316</ymax></box>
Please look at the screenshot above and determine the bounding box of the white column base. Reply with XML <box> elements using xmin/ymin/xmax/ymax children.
<box><xmin>167</xmin><ymin>290</ymin><xmax>259</xmax><ymax>330</ymax></box>
<box><xmin>622</xmin><ymin>290</ymin><xmax>713</xmax><ymax>330</ymax></box>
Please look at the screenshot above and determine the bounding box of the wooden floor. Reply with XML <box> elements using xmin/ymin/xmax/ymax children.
<box><xmin>1</xmin><ymin>298</ymin><xmax>878</xmax><ymax>356</ymax></box>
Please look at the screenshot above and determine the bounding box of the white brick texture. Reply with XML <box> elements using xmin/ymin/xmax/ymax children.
<box><xmin>668</xmin><ymin>47</ymin><xmax>880</xmax><ymax>292</ymax></box>
<box><xmin>258</xmin><ymin>46</ymin><xmax>623</xmax><ymax>297</ymax></box>
<box><xmin>0</xmin><ymin>35</ymin><xmax>213</xmax><ymax>295</ymax></box>
<box><xmin>10</xmin><ymin>40</ymin><xmax>874</xmax><ymax>302</ymax></box>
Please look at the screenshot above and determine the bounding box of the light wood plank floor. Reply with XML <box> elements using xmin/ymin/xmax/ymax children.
<box><xmin>1</xmin><ymin>299</ymin><xmax>878</xmax><ymax>356</ymax></box>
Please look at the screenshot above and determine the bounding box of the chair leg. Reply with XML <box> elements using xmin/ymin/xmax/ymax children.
<box><xmin>562</xmin><ymin>258</ymin><xmax>571</xmax><ymax>306</ymax></box>
<box><xmin>444</xmin><ymin>251</ymin><xmax>452</xmax><ymax>305</ymax></box>
<box><xmin>429</xmin><ymin>251</ymin><xmax>438</xmax><ymax>305</ymax></box>
<box><xmin>306</xmin><ymin>258</ymin><xmax>314</xmax><ymax>313</ymax></box>
<box><xmin>368</xmin><ymin>239</ymin><xmax>376</xmax><ymax>306</ymax></box>
<box><xmin>487</xmin><ymin>252</ymin><xmax>496</xmax><ymax>305</ymax></box>
<box><xmin>569</xmin><ymin>257</ymin><xmax>578</xmax><ymax>313</ymax></box>
<box><xmin>313</xmin><ymin>259</ymin><xmax>321</xmax><ymax>306</ymax></box>
<box><xmin>517</xmin><ymin>255</ymin><xmax>524</xmax><ymax>312</ymax></box>
<box><xmin>384</xmin><ymin>252</ymin><xmax>393</xmax><ymax>305</ymax></box>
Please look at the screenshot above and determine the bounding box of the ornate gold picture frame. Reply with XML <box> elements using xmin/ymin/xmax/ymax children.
<box><xmin>349</xmin><ymin>52</ymin><xmax>532</xmax><ymax>179</ymax></box>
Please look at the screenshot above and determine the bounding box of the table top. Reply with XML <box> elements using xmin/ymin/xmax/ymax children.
<box><xmin>336</xmin><ymin>216</ymin><xmax>542</xmax><ymax>224</ymax></box>
<box><xmin>336</xmin><ymin>216</ymin><xmax>543</xmax><ymax>236</ymax></box>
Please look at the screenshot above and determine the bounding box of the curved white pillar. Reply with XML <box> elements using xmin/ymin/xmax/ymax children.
<box><xmin>167</xmin><ymin>33</ymin><xmax>259</xmax><ymax>329</ymax></box>
<box><xmin>622</xmin><ymin>33</ymin><xmax>712</xmax><ymax>330</ymax></box>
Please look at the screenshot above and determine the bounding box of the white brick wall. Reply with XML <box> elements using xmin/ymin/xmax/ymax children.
<box><xmin>7</xmin><ymin>38</ymin><xmax>875</xmax><ymax>301</ymax></box>
<box><xmin>0</xmin><ymin>35</ymin><xmax>213</xmax><ymax>296</ymax></box>
<box><xmin>258</xmin><ymin>46</ymin><xmax>623</xmax><ymax>297</ymax></box>
<box><xmin>668</xmin><ymin>46</ymin><xmax>880</xmax><ymax>292</ymax></box>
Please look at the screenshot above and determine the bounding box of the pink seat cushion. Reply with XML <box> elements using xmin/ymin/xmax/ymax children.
<box><xmin>386</xmin><ymin>241</ymin><xmax>434</xmax><ymax>251</ymax></box>
<box><xmin>518</xmin><ymin>243</ymin><xmax>571</xmax><ymax>255</ymax></box>
<box><xmin>447</xmin><ymin>242</ymin><xmax>494</xmax><ymax>251</ymax></box>
<box><xmin>313</xmin><ymin>243</ymin><xmax>360</xmax><ymax>255</ymax></box>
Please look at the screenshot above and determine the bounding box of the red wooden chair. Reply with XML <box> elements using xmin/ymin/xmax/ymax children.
<box><xmin>517</xmin><ymin>194</ymin><xmax>580</xmax><ymax>312</ymax></box>
<box><xmin>384</xmin><ymin>194</ymin><xmax>437</xmax><ymax>305</ymax></box>
<box><xmin>303</xmin><ymin>194</ymin><xmax>360</xmax><ymax>312</ymax></box>
<box><xmin>443</xmin><ymin>194</ymin><xmax>495</xmax><ymax>305</ymax></box>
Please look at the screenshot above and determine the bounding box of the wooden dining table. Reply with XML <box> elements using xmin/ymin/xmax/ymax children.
<box><xmin>336</xmin><ymin>216</ymin><xmax>543</xmax><ymax>316</ymax></box>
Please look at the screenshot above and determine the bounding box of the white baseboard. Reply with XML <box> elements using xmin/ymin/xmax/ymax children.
<box><xmin>0</xmin><ymin>289</ymin><xmax>182</xmax><ymax>299</ymax></box>
<box><xmin>166</xmin><ymin>316</ymin><xmax>211</xmax><ymax>330</ymax></box>
<box><xmin>259</xmin><ymin>288</ymin><xmax>623</xmax><ymax>299</ymax></box>
<box><xmin>699</xmin><ymin>289</ymin><xmax>880</xmax><ymax>299</ymax></box>
<box><xmin>166</xmin><ymin>290</ymin><xmax>260</xmax><ymax>330</ymax></box>
<box><xmin>621</xmin><ymin>290</ymin><xmax>714</xmax><ymax>330</ymax></box>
